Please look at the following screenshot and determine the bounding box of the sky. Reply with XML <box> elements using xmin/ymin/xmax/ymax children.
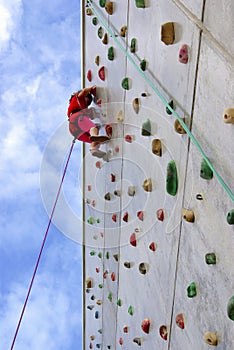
<box><xmin>0</xmin><ymin>0</ymin><xmax>84</xmax><ymax>349</ymax></box>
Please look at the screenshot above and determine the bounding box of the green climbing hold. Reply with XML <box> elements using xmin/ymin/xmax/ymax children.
<box><xmin>166</xmin><ymin>160</ymin><xmax>178</xmax><ymax>196</ymax></box>
<box><xmin>140</xmin><ymin>59</ymin><xmax>147</xmax><ymax>71</ymax></box>
<box><xmin>166</xmin><ymin>100</ymin><xmax>174</xmax><ymax>115</ymax></box>
<box><xmin>87</xmin><ymin>217</ymin><xmax>94</xmax><ymax>225</ymax></box>
<box><xmin>135</xmin><ymin>0</ymin><xmax>145</xmax><ymax>8</ymax></box>
<box><xmin>128</xmin><ymin>305</ymin><xmax>134</xmax><ymax>315</ymax></box>
<box><xmin>130</xmin><ymin>38</ymin><xmax>136</xmax><ymax>53</ymax></box>
<box><xmin>98</xmin><ymin>252</ymin><xmax>102</xmax><ymax>258</ymax></box>
<box><xmin>108</xmin><ymin>46</ymin><xmax>114</xmax><ymax>60</ymax></box>
<box><xmin>96</xmin><ymin>218</ymin><xmax>101</xmax><ymax>223</ymax></box>
<box><xmin>227</xmin><ymin>209</ymin><xmax>234</xmax><ymax>225</ymax></box>
<box><xmin>205</xmin><ymin>253</ymin><xmax>216</xmax><ymax>265</ymax></box>
<box><xmin>108</xmin><ymin>292</ymin><xmax>113</xmax><ymax>301</ymax></box>
<box><xmin>142</xmin><ymin>119</ymin><xmax>151</xmax><ymax>136</ymax></box>
<box><xmin>92</xmin><ymin>17</ymin><xmax>98</xmax><ymax>25</ymax></box>
<box><xmin>98</xmin><ymin>283</ymin><xmax>103</xmax><ymax>289</ymax></box>
<box><xmin>227</xmin><ymin>295</ymin><xmax>234</xmax><ymax>321</ymax></box>
<box><xmin>121</xmin><ymin>77</ymin><xmax>129</xmax><ymax>90</ymax></box>
<box><xmin>187</xmin><ymin>282</ymin><xmax>197</xmax><ymax>298</ymax></box>
<box><xmin>99</xmin><ymin>0</ymin><xmax>106</xmax><ymax>7</ymax></box>
<box><xmin>117</xmin><ymin>299</ymin><xmax>122</xmax><ymax>306</ymax></box>
<box><xmin>200</xmin><ymin>159</ymin><xmax>213</xmax><ymax>180</ymax></box>
<box><xmin>98</xmin><ymin>27</ymin><xmax>103</xmax><ymax>39</ymax></box>
<box><xmin>90</xmin><ymin>250</ymin><xmax>96</xmax><ymax>256</ymax></box>
<box><xmin>105</xmin><ymin>251</ymin><xmax>110</xmax><ymax>259</ymax></box>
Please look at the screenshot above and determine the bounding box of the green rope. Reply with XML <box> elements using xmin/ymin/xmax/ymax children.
<box><xmin>87</xmin><ymin>0</ymin><xmax>234</xmax><ymax>202</ymax></box>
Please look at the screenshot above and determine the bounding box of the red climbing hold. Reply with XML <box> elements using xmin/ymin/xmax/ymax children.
<box><xmin>96</xmin><ymin>99</ymin><xmax>102</xmax><ymax>106</ymax></box>
<box><xmin>87</xmin><ymin>69</ymin><xmax>92</xmax><ymax>82</ymax></box>
<box><xmin>157</xmin><ymin>209</ymin><xmax>164</xmax><ymax>221</ymax></box>
<box><xmin>96</xmin><ymin>267</ymin><xmax>100</xmax><ymax>273</ymax></box>
<box><xmin>141</xmin><ymin>318</ymin><xmax>151</xmax><ymax>334</ymax></box>
<box><xmin>176</xmin><ymin>313</ymin><xmax>185</xmax><ymax>329</ymax></box>
<box><xmin>95</xmin><ymin>161</ymin><xmax>102</xmax><ymax>169</ymax></box>
<box><xmin>137</xmin><ymin>210</ymin><xmax>144</xmax><ymax>221</ymax></box>
<box><xmin>112</xmin><ymin>214</ymin><xmax>117</xmax><ymax>222</ymax></box>
<box><xmin>111</xmin><ymin>173</ymin><xmax>116</xmax><ymax>182</ymax></box>
<box><xmin>130</xmin><ymin>233</ymin><xmax>137</xmax><ymax>247</ymax></box>
<box><xmin>103</xmin><ymin>270</ymin><xmax>108</xmax><ymax>279</ymax></box>
<box><xmin>111</xmin><ymin>272</ymin><xmax>116</xmax><ymax>281</ymax></box>
<box><xmin>98</xmin><ymin>66</ymin><xmax>105</xmax><ymax>81</ymax></box>
<box><xmin>115</xmin><ymin>145</ymin><xmax>119</xmax><ymax>153</ymax></box>
<box><xmin>123</xmin><ymin>212</ymin><xmax>129</xmax><ymax>222</ymax></box>
<box><xmin>119</xmin><ymin>337</ymin><xmax>123</xmax><ymax>345</ymax></box>
<box><xmin>159</xmin><ymin>325</ymin><xmax>168</xmax><ymax>340</ymax></box>
<box><xmin>149</xmin><ymin>242</ymin><xmax>156</xmax><ymax>251</ymax></box>
<box><xmin>125</xmin><ymin>134</ymin><xmax>133</xmax><ymax>143</ymax></box>
<box><xmin>123</xmin><ymin>326</ymin><xmax>128</xmax><ymax>333</ymax></box>
<box><xmin>179</xmin><ymin>44</ymin><xmax>188</xmax><ymax>64</ymax></box>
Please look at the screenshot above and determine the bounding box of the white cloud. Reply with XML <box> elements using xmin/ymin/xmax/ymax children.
<box><xmin>0</xmin><ymin>0</ymin><xmax>22</xmax><ymax>51</ymax></box>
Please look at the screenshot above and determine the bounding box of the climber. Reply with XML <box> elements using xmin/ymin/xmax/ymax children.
<box><xmin>67</xmin><ymin>85</ymin><xmax>112</xmax><ymax>158</ymax></box>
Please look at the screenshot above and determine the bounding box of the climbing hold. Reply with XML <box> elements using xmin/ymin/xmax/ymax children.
<box><xmin>227</xmin><ymin>295</ymin><xmax>234</xmax><ymax>321</ymax></box>
<box><xmin>179</xmin><ymin>44</ymin><xmax>188</xmax><ymax>64</ymax></box>
<box><xmin>87</xmin><ymin>185</ymin><xmax>91</xmax><ymax>191</ymax></box>
<box><xmin>87</xmin><ymin>305</ymin><xmax>94</xmax><ymax>310</ymax></box>
<box><xmin>96</xmin><ymin>345</ymin><xmax>101</xmax><ymax>349</ymax></box>
<box><xmin>117</xmin><ymin>298</ymin><xmax>122</xmax><ymax>306</ymax></box>
<box><xmin>102</xmin><ymin>33</ymin><xmax>108</xmax><ymax>45</ymax></box>
<box><xmin>87</xmin><ymin>217</ymin><xmax>95</xmax><ymax>225</ymax></box>
<box><xmin>107</xmin><ymin>346</ymin><xmax>111</xmax><ymax>349</ymax></box>
<box><xmin>98</xmin><ymin>283</ymin><xmax>103</xmax><ymax>289</ymax></box>
<box><xmin>105</xmin><ymin>192</ymin><xmax>111</xmax><ymax>200</ymax></box>
<box><xmin>90</xmin><ymin>250</ymin><xmax>96</xmax><ymax>256</ymax></box>
<box><xmin>98</xmin><ymin>27</ymin><xmax>103</xmax><ymax>39</ymax></box>
<box><xmin>111</xmin><ymin>272</ymin><xmax>116</xmax><ymax>281</ymax></box>
<box><xmin>114</xmin><ymin>145</ymin><xmax>119</xmax><ymax>153</ymax></box>
<box><xmin>116</xmin><ymin>110</ymin><xmax>124</xmax><ymax>123</ymax></box>
<box><xmin>133</xmin><ymin>98</ymin><xmax>140</xmax><ymax>114</ymax></box>
<box><xmin>89</xmin><ymin>342</ymin><xmax>93</xmax><ymax>349</ymax></box>
<box><xmin>166</xmin><ymin>100</ymin><xmax>174</xmax><ymax>115</ymax></box>
<box><xmin>90</xmin><ymin>295</ymin><xmax>95</xmax><ymax>301</ymax></box>
<box><xmin>130</xmin><ymin>233</ymin><xmax>137</xmax><ymax>247</ymax></box>
<box><xmin>141</xmin><ymin>92</ymin><xmax>149</xmax><ymax>97</ymax></box>
<box><xmin>108</xmin><ymin>46</ymin><xmax>114</xmax><ymax>60</ymax></box>
<box><xmin>176</xmin><ymin>313</ymin><xmax>185</xmax><ymax>329</ymax></box>
<box><xmin>123</xmin><ymin>326</ymin><xmax>128</xmax><ymax>333</ymax></box>
<box><xmin>98</xmin><ymin>252</ymin><xmax>102</xmax><ymax>258</ymax></box>
<box><xmin>128</xmin><ymin>305</ymin><xmax>134</xmax><ymax>315</ymax></box>
<box><xmin>204</xmin><ymin>332</ymin><xmax>218</xmax><ymax>346</ymax></box>
<box><xmin>205</xmin><ymin>253</ymin><xmax>216</xmax><ymax>265</ymax></box>
<box><xmin>139</xmin><ymin>262</ymin><xmax>149</xmax><ymax>275</ymax></box>
<box><xmin>95</xmin><ymin>311</ymin><xmax>99</xmax><ymax>319</ymax></box>
<box><xmin>125</xmin><ymin>134</ymin><xmax>133</xmax><ymax>143</ymax></box>
<box><xmin>159</xmin><ymin>325</ymin><xmax>168</xmax><ymax>340</ymax></box>
<box><xmin>87</xmin><ymin>69</ymin><xmax>92</xmax><ymax>82</ymax></box>
<box><xmin>142</xmin><ymin>178</ymin><xmax>152</xmax><ymax>192</ymax></box>
<box><xmin>135</xmin><ymin>0</ymin><xmax>145</xmax><ymax>8</ymax></box>
<box><xmin>161</xmin><ymin>22</ymin><xmax>175</xmax><ymax>45</ymax></box>
<box><xmin>133</xmin><ymin>338</ymin><xmax>142</xmax><ymax>346</ymax></box>
<box><xmin>174</xmin><ymin>118</ymin><xmax>186</xmax><ymax>134</ymax></box>
<box><xmin>96</xmin><ymin>299</ymin><xmax>102</xmax><ymax>305</ymax></box>
<box><xmin>120</xmin><ymin>26</ymin><xmax>127</xmax><ymax>37</ymax></box>
<box><xmin>182</xmin><ymin>208</ymin><xmax>195</xmax><ymax>223</ymax></box>
<box><xmin>187</xmin><ymin>282</ymin><xmax>197</xmax><ymax>298</ymax></box>
<box><xmin>111</xmin><ymin>173</ymin><xmax>116</xmax><ymax>182</ymax></box>
<box><xmin>86</xmin><ymin>278</ymin><xmax>93</xmax><ymax>289</ymax></box>
<box><xmin>200</xmin><ymin>159</ymin><xmax>213</xmax><ymax>180</ymax></box>
<box><xmin>105</xmin><ymin>1</ymin><xmax>113</xmax><ymax>15</ymax></box>
<box><xmin>140</xmin><ymin>59</ymin><xmax>147</xmax><ymax>71</ymax></box>
<box><xmin>96</xmin><ymin>267</ymin><xmax>99</xmax><ymax>273</ymax></box>
<box><xmin>128</xmin><ymin>186</ymin><xmax>136</xmax><ymax>196</ymax></box>
<box><xmin>98</xmin><ymin>66</ymin><xmax>105</xmax><ymax>81</ymax></box>
<box><xmin>91</xmin><ymin>200</ymin><xmax>96</xmax><ymax>207</ymax></box>
<box><xmin>95</xmin><ymin>161</ymin><xmax>102</xmax><ymax>169</ymax></box>
<box><xmin>113</xmin><ymin>254</ymin><xmax>119</xmax><ymax>262</ymax></box>
<box><xmin>106</xmin><ymin>251</ymin><xmax>110</xmax><ymax>259</ymax></box>
<box><xmin>130</xmin><ymin>38</ymin><xmax>137</xmax><ymax>53</ymax></box>
<box><xmin>95</xmin><ymin>55</ymin><xmax>100</xmax><ymax>66</ymax></box>
<box><xmin>157</xmin><ymin>209</ymin><xmax>164</xmax><ymax>221</ymax></box>
<box><xmin>98</xmin><ymin>329</ymin><xmax>102</xmax><ymax>334</ymax></box>
<box><xmin>92</xmin><ymin>17</ymin><xmax>98</xmax><ymax>25</ymax></box>
<box><xmin>108</xmin><ymin>292</ymin><xmax>113</xmax><ymax>302</ymax></box>
<box><xmin>124</xmin><ymin>261</ymin><xmax>133</xmax><ymax>268</ymax></box>
<box><xmin>121</xmin><ymin>77</ymin><xmax>130</xmax><ymax>90</ymax></box>
<box><xmin>119</xmin><ymin>338</ymin><xmax>123</xmax><ymax>345</ymax></box>
<box><xmin>141</xmin><ymin>119</ymin><xmax>151</xmax><ymax>136</ymax></box>
<box><xmin>227</xmin><ymin>209</ymin><xmax>234</xmax><ymax>225</ymax></box>
<box><xmin>223</xmin><ymin>108</ymin><xmax>234</xmax><ymax>123</ymax></box>
<box><xmin>196</xmin><ymin>193</ymin><xmax>203</xmax><ymax>200</ymax></box>
<box><xmin>166</xmin><ymin>160</ymin><xmax>178</xmax><ymax>196</ymax></box>
<box><xmin>141</xmin><ymin>318</ymin><xmax>151</xmax><ymax>333</ymax></box>
<box><xmin>137</xmin><ymin>210</ymin><xmax>144</xmax><ymax>221</ymax></box>
<box><xmin>100</xmin><ymin>232</ymin><xmax>104</xmax><ymax>238</ymax></box>
<box><xmin>86</xmin><ymin>7</ymin><xmax>92</xmax><ymax>15</ymax></box>
<box><xmin>114</xmin><ymin>190</ymin><xmax>121</xmax><ymax>197</ymax></box>
<box><xmin>96</xmin><ymin>218</ymin><xmax>100</xmax><ymax>223</ymax></box>
<box><xmin>99</xmin><ymin>0</ymin><xmax>106</xmax><ymax>7</ymax></box>
<box><xmin>152</xmin><ymin>139</ymin><xmax>162</xmax><ymax>157</ymax></box>
<box><xmin>149</xmin><ymin>242</ymin><xmax>156</xmax><ymax>251</ymax></box>
<box><xmin>123</xmin><ymin>212</ymin><xmax>129</xmax><ymax>222</ymax></box>
<box><xmin>90</xmin><ymin>335</ymin><xmax>95</xmax><ymax>341</ymax></box>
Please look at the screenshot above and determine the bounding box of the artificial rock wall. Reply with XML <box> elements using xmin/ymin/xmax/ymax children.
<box><xmin>81</xmin><ymin>1</ymin><xmax>234</xmax><ymax>349</ymax></box>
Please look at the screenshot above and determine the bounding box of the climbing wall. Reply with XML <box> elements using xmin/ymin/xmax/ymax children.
<box><xmin>81</xmin><ymin>0</ymin><xmax>234</xmax><ymax>349</ymax></box>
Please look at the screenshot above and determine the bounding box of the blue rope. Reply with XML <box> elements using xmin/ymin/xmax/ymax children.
<box><xmin>87</xmin><ymin>0</ymin><xmax>234</xmax><ymax>202</ymax></box>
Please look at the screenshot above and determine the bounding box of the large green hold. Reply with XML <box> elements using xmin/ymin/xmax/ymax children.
<box><xmin>166</xmin><ymin>160</ymin><xmax>178</xmax><ymax>196</ymax></box>
<box><xmin>108</xmin><ymin>46</ymin><xmax>114</xmax><ymax>60</ymax></box>
<box><xmin>121</xmin><ymin>77</ymin><xmax>129</xmax><ymax>90</ymax></box>
<box><xmin>99</xmin><ymin>0</ymin><xmax>106</xmax><ymax>7</ymax></box>
<box><xmin>200</xmin><ymin>158</ymin><xmax>213</xmax><ymax>180</ymax></box>
<box><xmin>140</xmin><ymin>59</ymin><xmax>147</xmax><ymax>71</ymax></box>
<box><xmin>227</xmin><ymin>295</ymin><xmax>234</xmax><ymax>321</ymax></box>
<box><xmin>187</xmin><ymin>282</ymin><xmax>197</xmax><ymax>298</ymax></box>
<box><xmin>142</xmin><ymin>119</ymin><xmax>151</xmax><ymax>136</ymax></box>
<box><xmin>130</xmin><ymin>38</ymin><xmax>136</xmax><ymax>53</ymax></box>
<box><xmin>135</xmin><ymin>0</ymin><xmax>145</xmax><ymax>8</ymax></box>
<box><xmin>227</xmin><ymin>209</ymin><xmax>234</xmax><ymax>225</ymax></box>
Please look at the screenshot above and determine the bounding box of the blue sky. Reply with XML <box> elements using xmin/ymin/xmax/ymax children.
<box><xmin>0</xmin><ymin>0</ymin><xmax>84</xmax><ymax>348</ymax></box>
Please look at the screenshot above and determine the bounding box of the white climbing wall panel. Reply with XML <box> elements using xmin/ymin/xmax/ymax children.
<box><xmin>82</xmin><ymin>0</ymin><xmax>234</xmax><ymax>349</ymax></box>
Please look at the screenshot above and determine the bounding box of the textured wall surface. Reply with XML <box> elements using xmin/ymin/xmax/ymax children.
<box><xmin>82</xmin><ymin>1</ymin><xmax>234</xmax><ymax>349</ymax></box>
